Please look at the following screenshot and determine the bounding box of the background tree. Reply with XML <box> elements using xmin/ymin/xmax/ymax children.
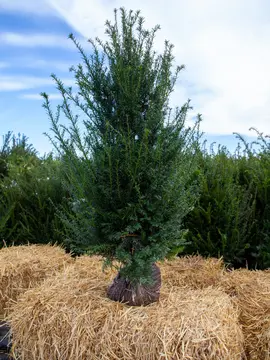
<box><xmin>0</xmin><ymin>132</ymin><xmax>68</xmax><ymax>247</ymax></box>
<box><xmin>42</xmin><ymin>8</ymin><xmax>201</xmax><ymax>306</ymax></box>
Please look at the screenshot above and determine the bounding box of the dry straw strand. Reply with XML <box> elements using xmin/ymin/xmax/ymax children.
<box><xmin>159</xmin><ymin>255</ymin><xmax>224</xmax><ymax>290</ymax></box>
<box><xmin>8</xmin><ymin>256</ymin><xmax>244</xmax><ymax>360</ymax></box>
<box><xmin>0</xmin><ymin>244</ymin><xmax>73</xmax><ymax>317</ymax></box>
<box><xmin>220</xmin><ymin>269</ymin><xmax>270</xmax><ymax>360</ymax></box>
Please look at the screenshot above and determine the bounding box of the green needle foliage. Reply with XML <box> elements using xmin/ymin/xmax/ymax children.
<box><xmin>42</xmin><ymin>8</ymin><xmax>201</xmax><ymax>285</ymax></box>
<box><xmin>184</xmin><ymin>145</ymin><xmax>256</xmax><ymax>267</ymax></box>
<box><xmin>184</xmin><ymin>129</ymin><xmax>270</xmax><ymax>270</ymax></box>
<box><xmin>235</xmin><ymin>129</ymin><xmax>270</xmax><ymax>268</ymax></box>
<box><xmin>0</xmin><ymin>133</ymin><xmax>68</xmax><ymax>247</ymax></box>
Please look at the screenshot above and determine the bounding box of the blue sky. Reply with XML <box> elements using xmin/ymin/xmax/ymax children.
<box><xmin>0</xmin><ymin>0</ymin><xmax>269</xmax><ymax>155</ymax></box>
<box><xmin>0</xmin><ymin>6</ymin><xmax>81</xmax><ymax>155</ymax></box>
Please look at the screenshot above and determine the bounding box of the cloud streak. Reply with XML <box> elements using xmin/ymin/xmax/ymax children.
<box><xmin>0</xmin><ymin>32</ymin><xmax>77</xmax><ymax>49</ymax></box>
<box><xmin>0</xmin><ymin>0</ymin><xmax>55</xmax><ymax>16</ymax></box>
<box><xmin>20</xmin><ymin>59</ymin><xmax>73</xmax><ymax>72</ymax></box>
<box><xmin>20</xmin><ymin>93</ymin><xmax>63</xmax><ymax>100</ymax></box>
<box><xmin>0</xmin><ymin>75</ymin><xmax>75</xmax><ymax>91</ymax></box>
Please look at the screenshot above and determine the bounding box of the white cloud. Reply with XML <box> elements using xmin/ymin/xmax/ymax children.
<box><xmin>22</xmin><ymin>59</ymin><xmax>72</xmax><ymax>72</ymax></box>
<box><xmin>0</xmin><ymin>81</ymin><xmax>27</xmax><ymax>91</ymax></box>
<box><xmin>0</xmin><ymin>32</ymin><xmax>77</xmax><ymax>49</ymax></box>
<box><xmin>0</xmin><ymin>58</ymin><xmax>74</xmax><ymax>72</ymax></box>
<box><xmin>45</xmin><ymin>0</ymin><xmax>270</xmax><ymax>136</ymax></box>
<box><xmin>20</xmin><ymin>93</ymin><xmax>63</xmax><ymax>100</ymax></box>
<box><xmin>0</xmin><ymin>76</ymin><xmax>75</xmax><ymax>91</ymax></box>
<box><xmin>46</xmin><ymin>0</ymin><xmax>110</xmax><ymax>39</ymax></box>
<box><xmin>0</xmin><ymin>0</ymin><xmax>55</xmax><ymax>16</ymax></box>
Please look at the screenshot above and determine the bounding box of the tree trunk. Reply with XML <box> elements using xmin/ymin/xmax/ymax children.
<box><xmin>107</xmin><ymin>263</ymin><xmax>161</xmax><ymax>306</ymax></box>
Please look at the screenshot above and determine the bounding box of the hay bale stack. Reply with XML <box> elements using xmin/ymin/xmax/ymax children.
<box><xmin>74</xmin><ymin>255</ymin><xmax>117</xmax><ymax>280</ymax></box>
<box><xmin>0</xmin><ymin>244</ymin><xmax>73</xmax><ymax>316</ymax></box>
<box><xmin>220</xmin><ymin>269</ymin><xmax>270</xmax><ymax>360</ymax></box>
<box><xmin>159</xmin><ymin>255</ymin><xmax>224</xmax><ymax>290</ymax></box>
<box><xmin>8</xmin><ymin>257</ymin><xmax>244</xmax><ymax>360</ymax></box>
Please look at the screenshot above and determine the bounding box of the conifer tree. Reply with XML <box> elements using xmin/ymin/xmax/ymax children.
<box><xmin>42</xmin><ymin>8</ymin><xmax>201</xmax><ymax>306</ymax></box>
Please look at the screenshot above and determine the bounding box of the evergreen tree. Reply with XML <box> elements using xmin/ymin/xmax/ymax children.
<box><xmin>42</xmin><ymin>8</ymin><xmax>201</xmax><ymax>306</ymax></box>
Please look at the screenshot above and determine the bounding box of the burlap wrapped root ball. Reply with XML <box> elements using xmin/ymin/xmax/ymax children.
<box><xmin>159</xmin><ymin>255</ymin><xmax>224</xmax><ymax>290</ymax></box>
<box><xmin>0</xmin><ymin>244</ymin><xmax>73</xmax><ymax>317</ymax></box>
<box><xmin>220</xmin><ymin>269</ymin><xmax>270</xmax><ymax>360</ymax></box>
<box><xmin>9</xmin><ymin>256</ymin><xmax>244</xmax><ymax>360</ymax></box>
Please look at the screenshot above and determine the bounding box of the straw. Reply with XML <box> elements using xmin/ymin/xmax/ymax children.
<box><xmin>0</xmin><ymin>244</ymin><xmax>73</xmax><ymax>316</ymax></box>
<box><xmin>8</xmin><ymin>256</ymin><xmax>244</xmax><ymax>360</ymax></box>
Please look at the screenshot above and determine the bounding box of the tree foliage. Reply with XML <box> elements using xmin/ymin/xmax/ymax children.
<box><xmin>42</xmin><ymin>8</ymin><xmax>201</xmax><ymax>284</ymax></box>
<box><xmin>0</xmin><ymin>132</ymin><xmax>68</xmax><ymax>247</ymax></box>
<box><xmin>184</xmin><ymin>129</ymin><xmax>270</xmax><ymax>269</ymax></box>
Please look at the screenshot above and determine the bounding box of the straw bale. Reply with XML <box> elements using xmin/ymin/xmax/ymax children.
<box><xmin>159</xmin><ymin>255</ymin><xmax>224</xmax><ymax>290</ymax></box>
<box><xmin>0</xmin><ymin>244</ymin><xmax>73</xmax><ymax>316</ymax></box>
<box><xmin>220</xmin><ymin>269</ymin><xmax>270</xmax><ymax>360</ymax></box>
<box><xmin>8</xmin><ymin>257</ymin><xmax>244</xmax><ymax>360</ymax></box>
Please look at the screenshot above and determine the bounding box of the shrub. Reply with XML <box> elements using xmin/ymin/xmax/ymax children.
<box><xmin>184</xmin><ymin>129</ymin><xmax>270</xmax><ymax>269</ymax></box>
<box><xmin>0</xmin><ymin>134</ymin><xmax>69</xmax><ymax>247</ymax></box>
<box><xmin>235</xmin><ymin>129</ymin><xmax>270</xmax><ymax>268</ymax></box>
<box><xmin>42</xmin><ymin>8</ymin><xmax>201</xmax><ymax>305</ymax></box>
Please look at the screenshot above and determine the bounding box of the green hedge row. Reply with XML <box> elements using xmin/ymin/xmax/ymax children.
<box><xmin>0</xmin><ymin>132</ymin><xmax>69</xmax><ymax>247</ymax></box>
<box><xmin>0</xmin><ymin>130</ymin><xmax>269</xmax><ymax>269</ymax></box>
<box><xmin>184</xmin><ymin>129</ymin><xmax>270</xmax><ymax>269</ymax></box>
